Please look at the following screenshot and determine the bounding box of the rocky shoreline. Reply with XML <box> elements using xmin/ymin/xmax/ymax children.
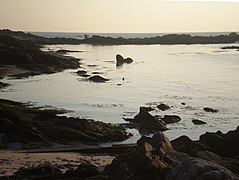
<box><xmin>1</xmin><ymin>127</ymin><xmax>238</xmax><ymax>179</ymax></box>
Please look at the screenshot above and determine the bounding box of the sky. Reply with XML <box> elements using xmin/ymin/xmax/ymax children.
<box><xmin>0</xmin><ymin>0</ymin><xmax>239</xmax><ymax>33</ymax></box>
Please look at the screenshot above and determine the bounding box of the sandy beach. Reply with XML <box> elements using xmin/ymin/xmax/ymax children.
<box><xmin>0</xmin><ymin>150</ymin><xmax>114</xmax><ymax>176</ymax></box>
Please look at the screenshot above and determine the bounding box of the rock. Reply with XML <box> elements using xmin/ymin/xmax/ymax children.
<box><xmin>203</xmin><ymin>107</ymin><xmax>218</xmax><ymax>113</ymax></box>
<box><xmin>192</xmin><ymin>119</ymin><xmax>207</xmax><ymax>125</ymax></box>
<box><xmin>132</xmin><ymin>108</ymin><xmax>168</xmax><ymax>133</ymax></box>
<box><xmin>139</xmin><ymin>106</ymin><xmax>154</xmax><ymax>112</ymax></box>
<box><xmin>0</xmin><ymin>81</ymin><xmax>9</xmax><ymax>89</ymax></box>
<box><xmin>196</xmin><ymin>151</ymin><xmax>223</xmax><ymax>165</ymax></box>
<box><xmin>168</xmin><ymin>157</ymin><xmax>239</xmax><ymax>180</ymax></box>
<box><xmin>88</xmin><ymin>75</ymin><xmax>109</xmax><ymax>83</ymax></box>
<box><xmin>162</xmin><ymin>115</ymin><xmax>181</xmax><ymax>124</ymax></box>
<box><xmin>74</xmin><ymin>162</ymin><xmax>100</xmax><ymax>178</ymax></box>
<box><xmin>181</xmin><ymin>102</ymin><xmax>186</xmax><ymax>105</ymax></box>
<box><xmin>157</xmin><ymin>104</ymin><xmax>170</xmax><ymax>111</ymax></box>
<box><xmin>171</xmin><ymin>135</ymin><xmax>210</xmax><ymax>156</ymax></box>
<box><xmin>56</xmin><ymin>49</ymin><xmax>82</xmax><ymax>53</ymax></box>
<box><xmin>199</xmin><ymin>128</ymin><xmax>239</xmax><ymax>158</ymax></box>
<box><xmin>14</xmin><ymin>163</ymin><xmax>63</xmax><ymax>179</ymax></box>
<box><xmin>116</xmin><ymin>54</ymin><xmax>133</xmax><ymax>65</ymax></box>
<box><xmin>76</xmin><ymin>70</ymin><xmax>87</xmax><ymax>75</ymax></box>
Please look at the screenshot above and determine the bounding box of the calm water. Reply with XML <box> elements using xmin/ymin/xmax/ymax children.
<box><xmin>1</xmin><ymin>43</ymin><xmax>239</xmax><ymax>143</ymax></box>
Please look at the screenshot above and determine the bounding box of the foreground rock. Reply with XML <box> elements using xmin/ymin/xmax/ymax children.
<box><xmin>0</xmin><ymin>99</ymin><xmax>131</xmax><ymax>149</ymax></box>
<box><xmin>106</xmin><ymin>129</ymin><xmax>239</xmax><ymax>180</ymax></box>
<box><xmin>168</xmin><ymin>157</ymin><xmax>239</xmax><ymax>180</ymax></box>
<box><xmin>0</xmin><ymin>81</ymin><xmax>9</xmax><ymax>89</ymax></box>
<box><xmin>116</xmin><ymin>54</ymin><xmax>133</xmax><ymax>65</ymax></box>
<box><xmin>2</xmin><ymin>162</ymin><xmax>107</xmax><ymax>180</ymax></box>
<box><xmin>157</xmin><ymin>104</ymin><xmax>170</xmax><ymax>111</ymax></box>
<box><xmin>124</xmin><ymin>108</ymin><xmax>168</xmax><ymax>134</ymax></box>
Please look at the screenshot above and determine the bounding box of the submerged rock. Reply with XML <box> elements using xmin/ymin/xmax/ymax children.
<box><xmin>76</xmin><ymin>70</ymin><xmax>87</xmax><ymax>75</ymax></box>
<box><xmin>168</xmin><ymin>157</ymin><xmax>239</xmax><ymax>180</ymax></box>
<box><xmin>203</xmin><ymin>107</ymin><xmax>218</xmax><ymax>113</ymax></box>
<box><xmin>192</xmin><ymin>119</ymin><xmax>207</xmax><ymax>125</ymax></box>
<box><xmin>88</xmin><ymin>75</ymin><xmax>109</xmax><ymax>83</ymax></box>
<box><xmin>157</xmin><ymin>104</ymin><xmax>170</xmax><ymax>111</ymax></box>
<box><xmin>162</xmin><ymin>115</ymin><xmax>181</xmax><ymax>124</ymax></box>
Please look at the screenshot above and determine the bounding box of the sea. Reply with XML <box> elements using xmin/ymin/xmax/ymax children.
<box><xmin>1</xmin><ymin>32</ymin><xmax>239</xmax><ymax>144</ymax></box>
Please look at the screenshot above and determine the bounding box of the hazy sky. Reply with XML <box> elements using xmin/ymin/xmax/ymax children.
<box><xmin>0</xmin><ymin>0</ymin><xmax>239</xmax><ymax>33</ymax></box>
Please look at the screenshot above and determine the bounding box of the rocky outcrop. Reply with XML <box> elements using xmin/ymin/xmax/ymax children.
<box><xmin>88</xmin><ymin>75</ymin><xmax>109</xmax><ymax>83</ymax></box>
<box><xmin>199</xmin><ymin>128</ymin><xmax>239</xmax><ymax>158</ymax></box>
<box><xmin>105</xmin><ymin>132</ymin><xmax>190</xmax><ymax>180</ymax></box>
<box><xmin>0</xmin><ymin>99</ymin><xmax>131</xmax><ymax>149</ymax></box>
<box><xmin>168</xmin><ymin>157</ymin><xmax>239</xmax><ymax>180</ymax></box>
<box><xmin>162</xmin><ymin>115</ymin><xmax>181</xmax><ymax>124</ymax></box>
<box><xmin>106</xmin><ymin>129</ymin><xmax>239</xmax><ymax>180</ymax></box>
<box><xmin>116</xmin><ymin>54</ymin><xmax>133</xmax><ymax>65</ymax></box>
<box><xmin>124</xmin><ymin>108</ymin><xmax>168</xmax><ymax>134</ymax></box>
<box><xmin>0</xmin><ymin>35</ymin><xmax>80</xmax><ymax>77</ymax></box>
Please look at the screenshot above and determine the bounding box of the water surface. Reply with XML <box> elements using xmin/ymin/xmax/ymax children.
<box><xmin>1</xmin><ymin>44</ymin><xmax>239</xmax><ymax>143</ymax></box>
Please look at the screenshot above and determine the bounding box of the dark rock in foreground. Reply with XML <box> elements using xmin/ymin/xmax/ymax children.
<box><xmin>221</xmin><ymin>46</ymin><xmax>239</xmax><ymax>50</ymax></box>
<box><xmin>203</xmin><ymin>107</ymin><xmax>218</xmax><ymax>113</ymax></box>
<box><xmin>192</xmin><ymin>119</ymin><xmax>207</xmax><ymax>125</ymax></box>
<box><xmin>106</xmin><ymin>129</ymin><xmax>239</xmax><ymax>180</ymax></box>
<box><xmin>162</xmin><ymin>115</ymin><xmax>181</xmax><ymax>124</ymax></box>
<box><xmin>168</xmin><ymin>157</ymin><xmax>238</xmax><ymax>180</ymax></box>
<box><xmin>157</xmin><ymin>104</ymin><xmax>170</xmax><ymax>111</ymax></box>
<box><xmin>89</xmin><ymin>75</ymin><xmax>109</xmax><ymax>83</ymax></box>
<box><xmin>116</xmin><ymin>54</ymin><xmax>133</xmax><ymax>65</ymax></box>
<box><xmin>0</xmin><ymin>99</ymin><xmax>131</xmax><ymax>149</ymax></box>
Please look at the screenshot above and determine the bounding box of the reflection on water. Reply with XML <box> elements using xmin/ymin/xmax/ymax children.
<box><xmin>1</xmin><ymin>44</ymin><xmax>239</xmax><ymax>143</ymax></box>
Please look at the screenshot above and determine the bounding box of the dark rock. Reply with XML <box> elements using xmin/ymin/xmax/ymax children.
<box><xmin>168</xmin><ymin>157</ymin><xmax>239</xmax><ymax>180</ymax></box>
<box><xmin>139</xmin><ymin>106</ymin><xmax>154</xmax><ymax>112</ymax></box>
<box><xmin>106</xmin><ymin>132</ymin><xmax>187</xmax><ymax>180</ymax></box>
<box><xmin>130</xmin><ymin>108</ymin><xmax>168</xmax><ymax>133</ymax></box>
<box><xmin>157</xmin><ymin>104</ymin><xmax>170</xmax><ymax>111</ymax></box>
<box><xmin>56</xmin><ymin>49</ymin><xmax>82</xmax><ymax>53</ymax></box>
<box><xmin>75</xmin><ymin>162</ymin><xmax>100</xmax><ymax>178</ymax></box>
<box><xmin>192</xmin><ymin>119</ymin><xmax>207</xmax><ymax>125</ymax></box>
<box><xmin>162</xmin><ymin>115</ymin><xmax>181</xmax><ymax>124</ymax></box>
<box><xmin>0</xmin><ymin>35</ymin><xmax>80</xmax><ymax>76</ymax></box>
<box><xmin>199</xmin><ymin>128</ymin><xmax>239</xmax><ymax>158</ymax></box>
<box><xmin>116</xmin><ymin>54</ymin><xmax>133</xmax><ymax>65</ymax></box>
<box><xmin>76</xmin><ymin>70</ymin><xmax>87</xmax><ymax>75</ymax></box>
<box><xmin>14</xmin><ymin>163</ymin><xmax>63</xmax><ymax>179</ymax></box>
<box><xmin>221</xmin><ymin>46</ymin><xmax>239</xmax><ymax>50</ymax></box>
<box><xmin>88</xmin><ymin>75</ymin><xmax>109</xmax><ymax>83</ymax></box>
<box><xmin>171</xmin><ymin>135</ymin><xmax>210</xmax><ymax>156</ymax></box>
<box><xmin>203</xmin><ymin>107</ymin><xmax>219</xmax><ymax>113</ymax></box>
<box><xmin>0</xmin><ymin>99</ymin><xmax>131</xmax><ymax>149</ymax></box>
<box><xmin>196</xmin><ymin>151</ymin><xmax>223</xmax><ymax>165</ymax></box>
<box><xmin>181</xmin><ymin>102</ymin><xmax>186</xmax><ymax>105</ymax></box>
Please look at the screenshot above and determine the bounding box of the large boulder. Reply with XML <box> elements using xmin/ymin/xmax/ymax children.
<box><xmin>106</xmin><ymin>132</ymin><xmax>189</xmax><ymax>180</ymax></box>
<box><xmin>116</xmin><ymin>54</ymin><xmax>133</xmax><ymax>65</ymax></box>
<box><xmin>199</xmin><ymin>128</ymin><xmax>239</xmax><ymax>158</ymax></box>
<box><xmin>128</xmin><ymin>108</ymin><xmax>168</xmax><ymax>133</ymax></box>
<box><xmin>168</xmin><ymin>157</ymin><xmax>239</xmax><ymax>180</ymax></box>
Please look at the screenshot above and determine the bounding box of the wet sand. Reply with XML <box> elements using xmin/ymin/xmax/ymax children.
<box><xmin>0</xmin><ymin>151</ymin><xmax>114</xmax><ymax>176</ymax></box>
